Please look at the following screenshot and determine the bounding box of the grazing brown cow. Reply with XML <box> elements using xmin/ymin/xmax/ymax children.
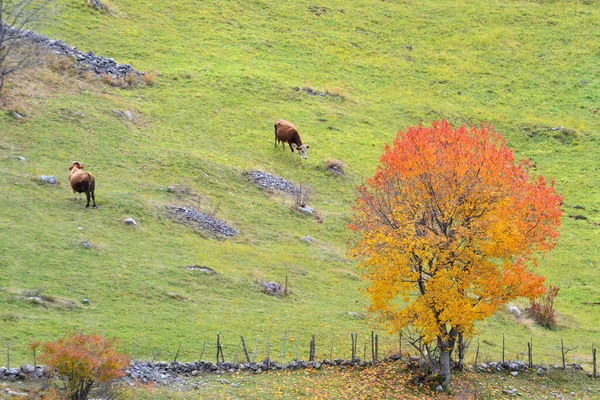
<box><xmin>68</xmin><ymin>161</ymin><xmax>96</xmax><ymax>208</ymax></box>
<box><xmin>274</xmin><ymin>119</ymin><xmax>310</xmax><ymax>159</ymax></box>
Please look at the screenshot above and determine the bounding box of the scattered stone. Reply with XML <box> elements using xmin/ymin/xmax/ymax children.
<box><xmin>231</xmin><ymin>383</ymin><xmax>240</xmax><ymax>388</ymax></box>
<box><xmin>81</xmin><ymin>298</ymin><xmax>90</xmax><ymax>305</ymax></box>
<box><xmin>82</xmin><ymin>241</ymin><xmax>92</xmax><ymax>248</ymax></box>
<box><xmin>112</xmin><ymin>110</ymin><xmax>126</xmax><ymax>118</ymax></box>
<box><xmin>167</xmin><ymin>206</ymin><xmax>239</xmax><ymax>237</ymax></box>
<box><xmin>435</xmin><ymin>385</ymin><xmax>443</xmax><ymax>392</ymax></box>
<box><xmin>167</xmin><ymin>185</ymin><xmax>177</xmax><ymax>193</ymax></box>
<box><xmin>347</xmin><ymin>311</ymin><xmax>364</xmax><ymax>319</ymax></box>
<box><xmin>75</xmin><ymin>111</ymin><xmax>86</xmax><ymax>117</ymax></box>
<box><xmin>40</xmin><ymin>175</ymin><xmax>57</xmax><ymax>185</ymax></box>
<box><xmin>510</xmin><ymin>371</ymin><xmax>518</xmax><ymax>376</ymax></box>
<box><xmin>507</xmin><ymin>304</ymin><xmax>522</xmax><ymax>318</ymax></box>
<box><xmin>537</xmin><ymin>367</ymin><xmax>544</xmax><ymax>376</ymax></box>
<box><xmin>302</xmin><ymin>236</ymin><xmax>316</xmax><ymax>243</ymax></box>
<box><xmin>77</xmin><ymin>226</ymin><xmax>84</xmax><ymax>230</ymax></box>
<box><xmin>186</xmin><ymin>265</ymin><xmax>217</xmax><ymax>274</ymax></box>
<box><xmin>124</xmin><ymin>110</ymin><xmax>135</xmax><ymax>121</ymax></box>
<box><xmin>503</xmin><ymin>388</ymin><xmax>517</xmax><ymax>396</ymax></box>
<box><xmin>11</xmin><ymin>112</ymin><xmax>24</xmax><ymax>120</ymax></box>
<box><xmin>5</xmin><ymin>27</ymin><xmax>144</xmax><ymax>78</ymax></box>
<box><xmin>260</xmin><ymin>281</ymin><xmax>285</xmax><ymax>297</ymax></box>
<box><xmin>17</xmin><ymin>156</ymin><xmax>26</xmax><ymax>161</ymax></box>
<box><xmin>298</xmin><ymin>206</ymin><xmax>314</xmax><ymax>215</ymax></box>
<box><xmin>123</xmin><ymin>218</ymin><xmax>137</xmax><ymax>226</ymax></box>
<box><xmin>246</xmin><ymin>170</ymin><xmax>300</xmax><ymax>195</ymax></box>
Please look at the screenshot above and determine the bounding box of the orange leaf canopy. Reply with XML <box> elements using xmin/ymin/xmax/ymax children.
<box><xmin>350</xmin><ymin>120</ymin><xmax>562</xmax><ymax>342</ymax></box>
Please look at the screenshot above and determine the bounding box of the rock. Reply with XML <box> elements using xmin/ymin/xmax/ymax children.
<box><xmin>347</xmin><ymin>311</ymin><xmax>364</xmax><ymax>319</ymax></box>
<box><xmin>77</xmin><ymin>226</ymin><xmax>84</xmax><ymax>230</ymax></box>
<box><xmin>112</xmin><ymin>110</ymin><xmax>125</xmax><ymax>118</ymax></box>
<box><xmin>511</xmin><ymin>371</ymin><xmax>518</xmax><ymax>376</ymax></box>
<box><xmin>82</xmin><ymin>241</ymin><xmax>92</xmax><ymax>248</ymax></box>
<box><xmin>435</xmin><ymin>385</ymin><xmax>443</xmax><ymax>392</ymax></box>
<box><xmin>537</xmin><ymin>367</ymin><xmax>544</xmax><ymax>376</ymax></box>
<box><xmin>298</xmin><ymin>206</ymin><xmax>314</xmax><ymax>215</ymax></box>
<box><xmin>187</xmin><ymin>265</ymin><xmax>217</xmax><ymax>274</ymax></box>
<box><xmin>123</xmin><ymin>218</ymin><xmax>137</xmax><ymax>226</ymax></box>
<box><xmin>40</xmin><ymin>175</ymin><xmax>57</xmax><ymax>185</ymax></box>
<box><xmin>18</xmin><ymin>156</ymin><xmax>26</xmax><ymax>161</ymax></box>
<box><xmin>260</xmin><ymin>281</ymin><xmax>284</xmax><ymax>296</ymax></box>
<box><xmin>167</xmin><ymin>185</ymin><xmax>177</xmax><ymax>193</ymax></box>
<box><xmin>507</xmin><ymin>304</ymin><xmax>522</xmax><ymax>318</ymax></box>
<box><xmin>20</xmin><ymin>364</ymin><xmax>35</xmax><ymax>374</ymax></box>
<box><xmin>231</xmin><ymin>383</ymin><xmax>240</xmax><ymax>388</ymax></box>
<box><xmin>81</xmin><ymin>298</ymin><xmax>90</xmax><ymax>305</ymax></box>
<box><xmin>11</xmin><ymin>112</ymin><xmax>24</xmax><ymax>120</ymax></box>
<box><xmin>167</xmin><ymin>206</ymin><xmax>239</xmax><ymax>237</ymax></box>
<box><xmin>302</xmin><ymin>236</ymin><xmax>316</xmax><ymax>243</ymax></box>
<box><xmin>124</xmin><ymin>110</ymin><xmax>135</xmax><ymax>120</ymax></box>
<box><xmin>314</xmin><ymin>362</ymin><xmax>322</xmax><ymax>369</ymax></box>
<box><xmin>246</xmin><ymin>170</ymin><xmax>300</xmax><ymax>195</ymax></box>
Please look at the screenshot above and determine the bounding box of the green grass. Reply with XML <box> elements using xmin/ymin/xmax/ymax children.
<box><xmin>1</xmin><ymin>0</ymin><xmax>600</xmax><ymax>380</ymax></box>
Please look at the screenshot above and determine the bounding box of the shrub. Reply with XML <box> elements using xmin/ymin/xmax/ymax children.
<box><xmin>141</xmin><ymin>71</ymin><xmax>156</xmax><ymax>86</ymax></box>
<box><xmin>527</xmin><ymin>286</ymin><xmax>560</xmax><ymax>328</ymax></box>
<box><xmin>41</xmin><ymin>334</ymin><xmax>130</xmax><ymax>400</ymax></box>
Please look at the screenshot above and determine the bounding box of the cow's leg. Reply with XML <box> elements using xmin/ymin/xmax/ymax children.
<box><xmin>91</xmin><ymin>188</ymin><xmax>96</xmax><ymax>208</ymax></box>
<box><xmin>72</xmin><ymin>190</ymin><xmax>77</xmax><ymax>201</ymax></box>
<box><xmin>85</xmin><ymin>190</ymin><xmax>91</xmax><ymax>208</ymax></box>
<box><xmin>289</xmin><ymin>143</ymin><xmax>295</xmax><ymax>152</ymax></box>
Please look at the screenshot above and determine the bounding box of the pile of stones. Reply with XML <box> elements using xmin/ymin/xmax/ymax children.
<box><xmin>0</xmin><ymin>365</ymin><xmax>46</xmax><ymax>381</ymax></box>
<box><xmin>6</xmin><ymin>27</ymin><xmax>143</xmax><ymax>78</ymax></box>
<box><xmin>246</xmin><ymin>171</ymin><xmax>300</xmax><ymax>195</ymax></box>
<box><xmin>167</xmin><ymin>206</ymin><xmax>239</xmax><ymax>237</ymax></box>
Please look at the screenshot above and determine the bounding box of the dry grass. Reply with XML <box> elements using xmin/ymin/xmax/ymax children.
<box><xmin>142</xmin><ymin>71</ymin><xmax>157</xmax><ymax>86</ymax></box>
<box><xmin>325</xmin><ymin>159</ymin><xmax>346</xmax><ymax>175</ymax></box>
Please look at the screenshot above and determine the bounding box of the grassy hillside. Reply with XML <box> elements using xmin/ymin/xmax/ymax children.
<box><xmin>1</xmin><ymin>0</ymin><xmax>599</xmax><ymax>369</ymax></box>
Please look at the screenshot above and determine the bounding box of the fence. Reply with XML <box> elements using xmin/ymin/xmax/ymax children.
<box><xmin>2</xmin><ymin>330</ymin><xmax>598</xmax><ymax>378</ymax></box>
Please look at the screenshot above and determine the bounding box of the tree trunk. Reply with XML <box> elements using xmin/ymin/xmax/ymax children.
<box><xmin>439</xmin><ymin>342</ymin><xmax>451</xmax><ymax>390</ymax></box>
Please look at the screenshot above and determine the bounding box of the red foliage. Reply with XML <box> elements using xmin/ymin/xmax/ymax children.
<box><xmin>41</xmin><ymin>334</ymin><xmax>129</xmax><ymax>400</ymax></box>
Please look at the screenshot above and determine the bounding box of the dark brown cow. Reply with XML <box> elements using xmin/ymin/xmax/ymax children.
<box><xmin>68</xmin><ymin>161</ymin><xmax>96</xmax><ymax>208</ymax></box>
<box><xmin>274</xmin><ymin>119</ymin><xmax>310</xmax><ymax>159</ymax></box>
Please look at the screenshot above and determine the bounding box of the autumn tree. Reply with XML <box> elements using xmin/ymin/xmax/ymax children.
<box><xmin>349</xmin><ymin>120</ymin><xmax>562</xmax><ymax>389</ymax></box>
<box><xmin>41</xmin><ymin>334</ymin><xmax>130</xmax><ymax>400</ymax></box>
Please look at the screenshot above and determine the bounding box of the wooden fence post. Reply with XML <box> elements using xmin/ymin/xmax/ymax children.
<box><xmin>6</xmin><ymin>340</ymin><xmax>10</xmax><ymax>370</ymax></box>
<box><xmin>241</xmin><ymin>336</ymin><xmax>250</xmax><ymax>363</ymax></box>
<box><xmin>528</xmin><ymin>341</ymin><xmax>532</xmax><ymax>368</ymax></box>
<box><xmin>399</xmin><ymin>331</ymin><xmax>402</xmax><ymax>357</ymax></box>
<box><xmin>474</xmin><ymin>339</ymin><xmax>480</xmax><ymax>366</ymax></box>
<box><xmin>173</xmin><ymin>343</ymin><xmax>182</xmax><ymax>363</ymax></box>
<box><xmin>593</xmin><ymin>346</ymin><xmax>597</xmax><ymax>379</ymax></box>
<box><xmin>371</xmin><ymin>331</ymin><xmax>375</xmax><ymax>362</ymax></box>
<box><xmin>561</xmin><ymin>339</ymin><xmax>565</xmax><ymax>370</ymax></box>
<box><xmin>266</xmin><ymin>337</ymin><xmax>271</xmax><ymax>364</ymax></box>
<box><xmin>375</xmin><ymin>334</ymin><xmax>379</xmax><ymax>362</ymax></box>
<box><xmin>280</xmin><ymin>332</ymin><xmax>287</xmax><ymax>365</ymax></box>
<box><xmin>199</xmin><ymin>342</ymin><xmax>206</xmax><ymax>362</ymax></box>
<box><xmin>253</xmin><ymin>336</ymin><xmax>258</xmax><ymax>363</ymax></box>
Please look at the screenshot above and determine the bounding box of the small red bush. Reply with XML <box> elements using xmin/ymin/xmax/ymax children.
<box><xmin>41</xmin><ymin>334</ymin><xmax>129</xmax><ymax>400</ymax></box>
<box><xmin>527</xmin><ymin>286</ymin><xmax>560</xmax><ymax>328</ymax></box>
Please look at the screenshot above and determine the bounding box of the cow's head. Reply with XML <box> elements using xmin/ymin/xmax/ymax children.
<box><xmin>69</xmin><ymin>161</ymin><xmax>84</xmax><ymax>172</ymax></box>
<box><xmin>292</xmin><ymin>144</ymin><xmax>310</xmax><ymax>159</ymax></box>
